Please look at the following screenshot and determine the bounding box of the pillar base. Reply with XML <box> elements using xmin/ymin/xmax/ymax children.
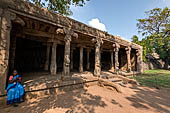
<box><xmin>51</xmin><ymin>73</ymin><xmax>57</xmax><ymax>75</ymax></box>
<box><xmin>109</xmin><ymin>67</ymin><xmax>114</xmax><ymax>72</ymax></box>
<box><xmin>61</xmin><ymin>75</ymin><xmax>72</xmax><ymax>81</ymax></box>
<box><xmin>0</xmin><ymin>96</ymin><xmax>7</xmax><ymax>106</ymax></box>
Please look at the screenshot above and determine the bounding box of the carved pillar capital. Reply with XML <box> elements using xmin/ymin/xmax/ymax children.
<box><xmin>56</xmin><ymin>27</ymin><xmax>78</xmax><ymax>39</ymax></box>
<box><xmin>92</xmin><ymin>37</ymin><xmax>103</xmax><ymax>47</ymax></box>
<box><xmin>136</xmin><ymin>49</ymin><xmax>141</xmax><ymax>56</ymax></box>
<box><xmin>125</xmin><ymin>46</ymin><xmax>131</xmax><ymax>52</ymax></box>
<box><xmin>113</xmin><ymin>43</ymin><xmax>120</xmax><ymax>52</ymax></box>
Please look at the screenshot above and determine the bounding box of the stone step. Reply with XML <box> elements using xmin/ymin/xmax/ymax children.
<box><xmin>108</xmin><ymin>79</ymin><xmax>122</xmax><ymax>83</ymax></box>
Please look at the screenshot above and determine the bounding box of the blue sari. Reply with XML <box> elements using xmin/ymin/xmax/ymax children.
<box><xmin>7</xmin><ymin>75</ymin><xmax>25</xmax><ymax>104</ymax></box>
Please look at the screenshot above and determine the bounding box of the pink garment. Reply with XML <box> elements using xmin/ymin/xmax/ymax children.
<box><xmin>9</xmin><ymin>76</ymin><xmax>13</xmax><ymax>81</ymax></box>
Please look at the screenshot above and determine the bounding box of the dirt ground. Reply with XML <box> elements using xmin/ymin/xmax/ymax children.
<box><xmin>0</xmin><ymin>84</ymin><xmax>170</xmax><ymax>113</ymax></box>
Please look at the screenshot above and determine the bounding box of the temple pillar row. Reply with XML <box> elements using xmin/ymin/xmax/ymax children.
<box><xmin>44</xmin><ymin>43</ymin><xmax>51</xmax><ymax>71</ymax></box>
<box><xmin>125</xmin><ymin>46</ymin><xmax>131</xmax><ymax>72</ymax></box>
<box><xmin>57</xmin><ymin>28</ymin><xmax>78</xmax><ymax>78</ymax></box>
<box><xmin>50</xmin><ymin>42</ymin><xmax>57</xmax><ymax>75</ymax></box>
<box><xmin>70</xmin><ymin>47</ymin><xmax>74</xmax><ymax>70</ymax></box>
<box><xmin>79</xmin><ymin>46</ymin><xmax>83</xmax><ymax>73</ymax></box>
<box><xmin>63</xmin><ymin>34</ymin><xmax>71</xmax><ymax>78</ymax></box>
<box><xmin>136</xmin><ymin>48</ymin><xmax>143</xmax><ymax>73</ymax></box>
<box><xmin>93</xmin><ymin>37</ymin><xmax>103</xmax><ymax>77</ymax></box>
<box><xmin>110</xmin><ymin>51</ymin><xmax>114</xmax><ymax>71</ymax></box>
<box><xmin>113</xmin><ymin>43</ymin><xmax>120</xmax><ymax>74</ymax></box>
<box><xmin>86</xmin><ymin>49</ymin><xmax>91</xmax><ymax>70</ymax></box>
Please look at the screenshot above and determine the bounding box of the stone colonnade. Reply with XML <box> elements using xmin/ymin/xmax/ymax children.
<box><xmin>0</xmin><ymin>10</ymin><xmax>143</xmax><ymax>96</ymax></box>
<box><xmin>44</xmin><ymin>36</ymin><xmax>142</xmax><ymax>76</ymax></box>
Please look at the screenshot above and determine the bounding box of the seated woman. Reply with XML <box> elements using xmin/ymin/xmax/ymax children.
<box><xmin>7</xmin><ymin>70</ymin><xmax>25</xmax><ymax>106</ymax></box>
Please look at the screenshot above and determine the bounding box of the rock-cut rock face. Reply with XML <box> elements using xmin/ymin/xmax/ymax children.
<box><xmin>144</xmin><ymin>53</ymin><xmax>165</xmax><ymax>70</ymax></box>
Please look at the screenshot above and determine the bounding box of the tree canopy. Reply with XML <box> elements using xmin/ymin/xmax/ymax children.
<box><xmin>29</xmin><ymin>0</ymin><xmax>89</xmax><ymax>15</ymax></box>
<box><xmin>136</xmin><ymin>7</ymin><xmax>170</xmax><ymax>69</ymax></box>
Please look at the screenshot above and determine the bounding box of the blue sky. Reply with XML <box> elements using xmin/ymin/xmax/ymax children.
<box><xmin>70</xmin><ymin>0</ymin><xmax>170</xmax><ymax>41</ymax></box>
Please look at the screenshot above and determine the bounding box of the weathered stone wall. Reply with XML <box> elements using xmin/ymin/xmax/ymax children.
<box><xmin>0</xmin><ymin>9</ymin><xmax>14</xmax><ymax>95</ymax></box>
<box><xmin>0</xmin><ymin>8</ymin><xmax>3</xmax><ymax>96</ymax></box>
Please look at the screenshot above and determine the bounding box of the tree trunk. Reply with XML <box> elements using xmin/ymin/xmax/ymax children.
<box><xmin>164</xmin><ymin>56</ymin><xmax>169</xmax><ymax>69</ymax></box>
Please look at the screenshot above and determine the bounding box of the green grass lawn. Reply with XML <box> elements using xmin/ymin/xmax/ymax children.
<box><xmin>132</xmin><ymin>69</ymin><xmax>170</xmax><ymax>88</ymax></box>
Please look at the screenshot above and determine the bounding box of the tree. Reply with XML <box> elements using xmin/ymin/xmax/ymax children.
<box><xmin>131</xmin><ymin>35</ymin><xmax>148</xmax><ymax>61</ymax></box>
<box><xmin>137</xmin><ymin>7</ymin><xmax>170</xmax><ymax>69</ymax></box>
<box><xmin>131</xmin><ymin>35</ymin><xmax>139</xmax><ymax>43</ymax></box>
<box><xmin>29</xmin><ymin>0</ymin><xmax>89</xmax><ymax>15</ymax></box>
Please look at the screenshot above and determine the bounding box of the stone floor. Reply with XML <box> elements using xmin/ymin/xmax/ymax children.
<box><xmin>1</xmin><ymin>83</ymin><xmax>170</xmax><ymax>113</ymax></box>
<box><xmin>19</xmin><ymin>71</ymin><xmax>137</xmax><ymax>100</ymax></box>
<box><xmin>1</xmin><ymin>71</ymin><xmax>170</xmax><ymax>113</ymax></box>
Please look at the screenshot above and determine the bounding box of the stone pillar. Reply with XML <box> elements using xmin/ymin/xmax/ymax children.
<box><xmin>110</xmin><ymin>51</ymin><xmax>114</xmax><ymax>71</ymax></box>
<box><xmin>44</xmin><ymin>43</ymin><xmax>51</xmax><ymax>71</ymax></box>
<box><xmin>9</xmin><ymin>36</ymin><xmax>16</xmax><ymax>71</ymax></box>
<box><xmin>86</xmin><ymin>49</ymin><xmax>91</xmax><ymax>70</ymax></box>
<box><xmin>79</xmin><ymin>47</ymin><xmax>83</xmax><ymax>73</ymax></box>
<box><xmin>125</xmin><ymin>46</ymin><xmax>131</xmax><ymax>72</ymax></box>
<box><xmin>93</xmin><ymin>38</ymin><xmax>103</xmax><ymax>77</ymax></box>
<box><xmin>70</xmin><ymin>48</ymin><xmax>74</xmax><ymax>70</ymax></box>
<box><xmin>136</xmin><ymin>48</ymin><xmax>143</xmax><ymax>73</ymax></box>
<box><xmin>63</xmin><ymin>34</ymin><xmax>71</xmax><ymax>77</ymax></box>
<box><xmin>0</xmin><ymin>10</ymin><xmax>16</xmax><ymax>96</ymax></box>
<box><xmin>56</xmin><ymin>28</ymin><xmax>78</xmax><ymax>78</ymax></box>
<box><xmin>50</xmin><ymin>42</ymin><xmax>57</xmax><ymax>75</ymax></box>
<box><xmin>113</xmin><ymin>43</ymin><xmax>120</xmax><ymax>74</ymax></box>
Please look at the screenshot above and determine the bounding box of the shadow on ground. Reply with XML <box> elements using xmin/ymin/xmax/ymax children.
<box><xmin>1</xmin><ymin>72</ymin><xmax>106</xmax><ymax>113</ymax></box>
<box><xmin>24</xmin><ymin>88</ymin><xmax>106</xmax><ymax>113</ymax></box>
<box><xmin>126</xmin><ymin>85</ymin><xmax>170</xmax><ymax>113</ymax></box>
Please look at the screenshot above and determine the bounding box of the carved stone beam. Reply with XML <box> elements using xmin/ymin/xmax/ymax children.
<box><xmin>56</xmin><ymin>27</ymin><xmax>78</xmax><ymax>39</ymax></box>
<box><xmin>13</xmin><ymin>16</ymin><xmax>25</xmax><ymax>26</ymax></box>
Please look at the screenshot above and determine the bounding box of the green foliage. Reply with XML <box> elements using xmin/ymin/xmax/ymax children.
<box><xmin>136</xmin><ymin>7</ymin><xmax>170</xmax><ymax>68</ymax></box>
<box><xmin>131</xmin><ymin>35</ymin><xmax>139</xmax><ymax>43</ymax></box>
<box><xmin>131</xmin><ymin>35</ymin><xmax>151</xmax><ymax>61</ymax></box>
<box><xmin>29</xmin><ymin>0</ymin><xmax>89</xmax><ymax>15</ymax></box>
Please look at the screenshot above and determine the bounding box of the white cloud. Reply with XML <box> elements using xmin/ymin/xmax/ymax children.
<box><xmin>88</xmin><ymin>18</ymin><xmax>107</xmax><ymax>31</ymax></box>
